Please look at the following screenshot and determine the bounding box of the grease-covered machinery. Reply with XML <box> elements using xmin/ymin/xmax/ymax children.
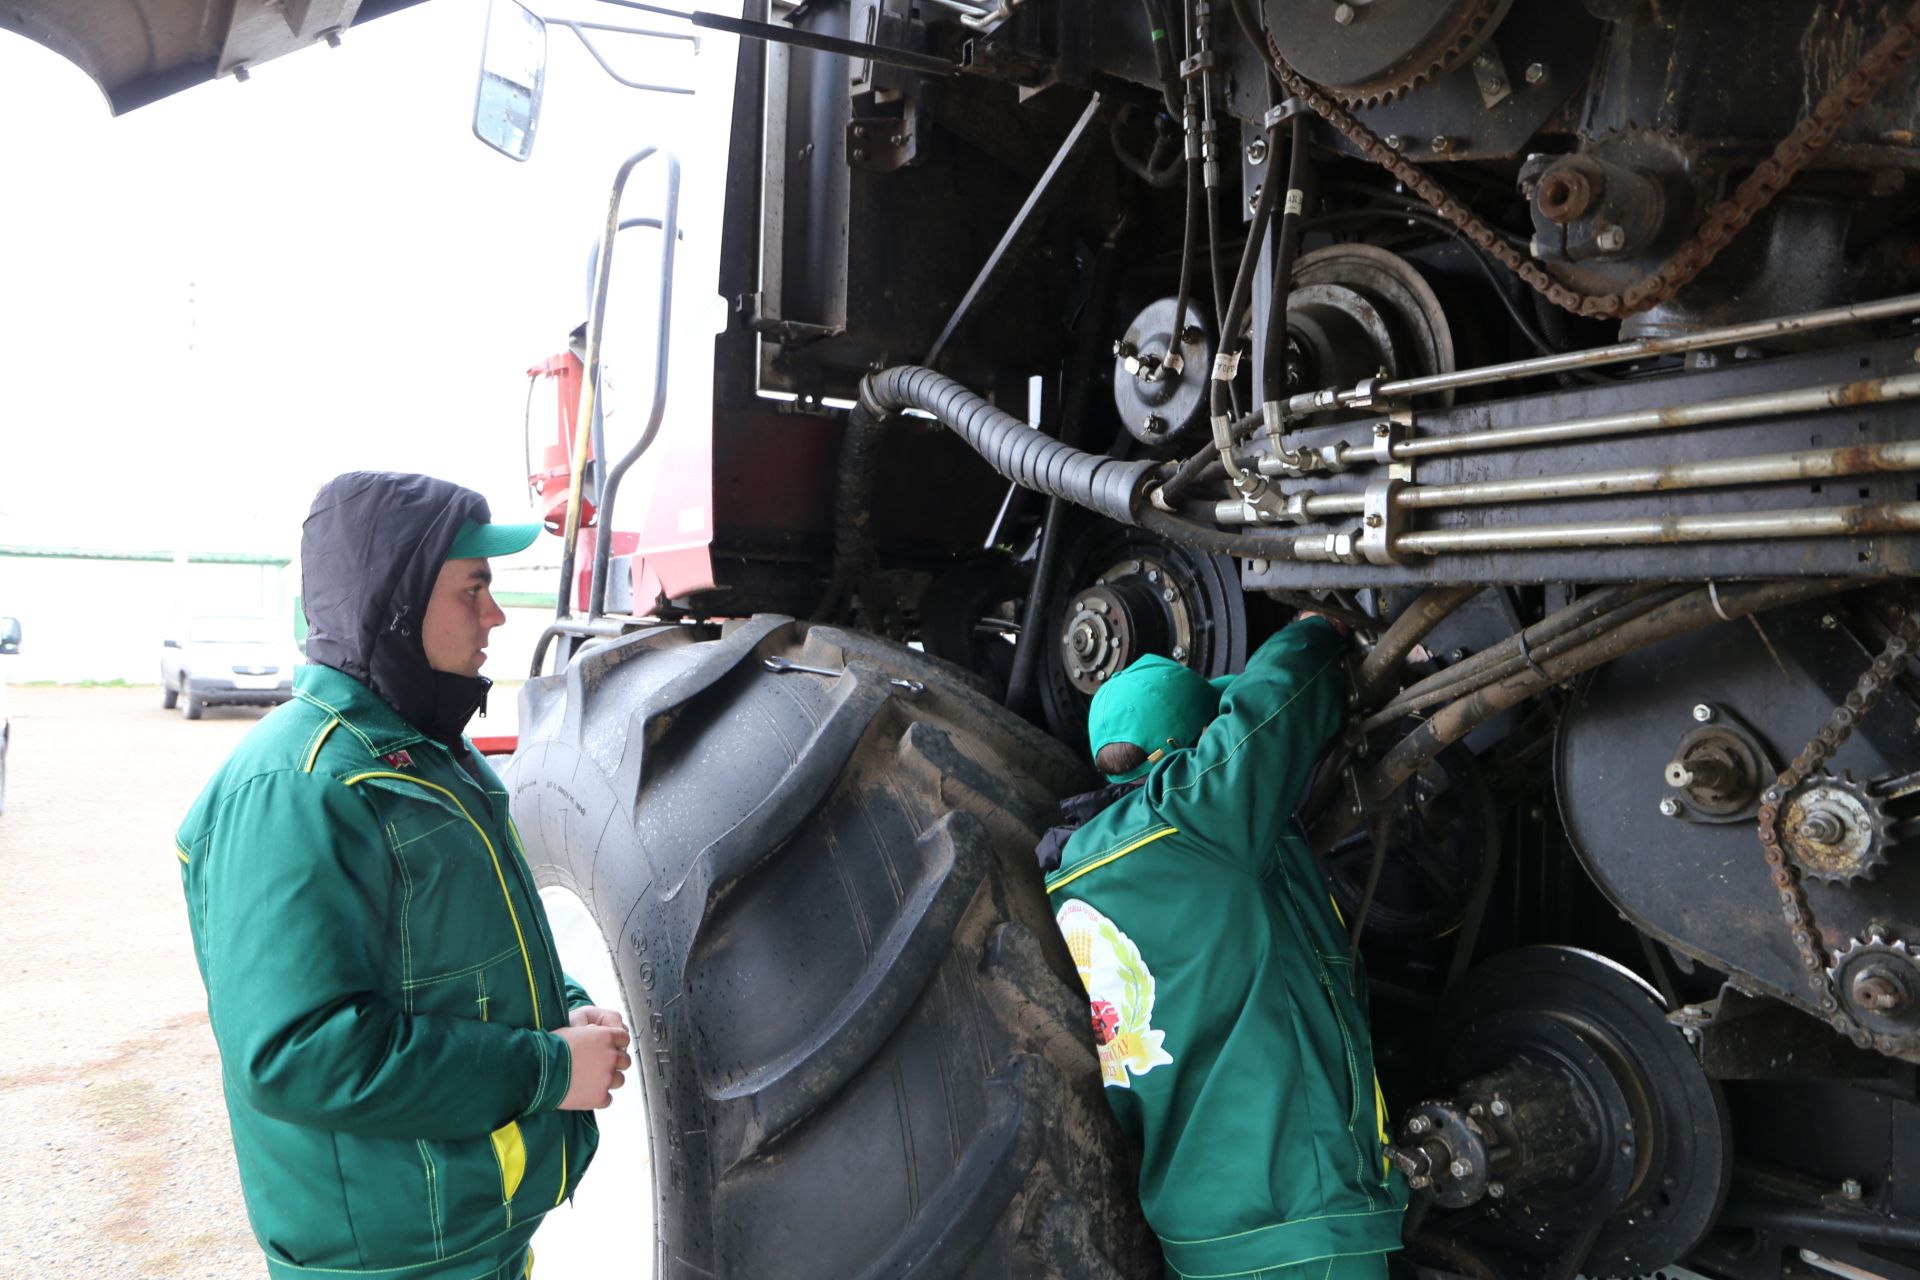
<box><xmin>19</xmin><ymin>0</ymin><xmax>1920</xmax><ymax>1276</ymax></box>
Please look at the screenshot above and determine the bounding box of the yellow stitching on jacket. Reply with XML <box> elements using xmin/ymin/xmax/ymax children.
<box><xmin>1046</xmin><ymin>826</ymin><xmax>1179</xmax><ymax>894</ymax></box>
<box><xmin>342</xmin><ymin>771</ymin><xmax>543</xmax><ymax>1026</ymax></box>
<box><xmin>175</xmin><ymin>841</ymin><xmax>191</xmax><ymax>865</ymax></box>
<box><xmin>301</xmin><ymin>717</ymin><xmax>341</xmax><ymax>773</ymax></box>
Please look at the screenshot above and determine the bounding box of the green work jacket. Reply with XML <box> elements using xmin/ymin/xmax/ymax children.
<box><xmin>1044</xmin><ymin>620</ymin><xmax>1406</xmax><ymax>1278</ymax></box>
<box><xmin>176</xmin><ymin>664</ymin><xmax>597</xmax><ymax>1279</ymax></box>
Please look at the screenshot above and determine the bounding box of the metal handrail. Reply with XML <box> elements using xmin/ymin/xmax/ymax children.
<box><xmin>552</xmin><ymin>145</ymin><xmax>683</xmax><ymax>635</ymax></box>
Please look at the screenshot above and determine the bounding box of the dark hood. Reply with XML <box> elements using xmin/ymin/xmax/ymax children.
<box><xmin>301</xmin><ymin>472</ymin><xmax>492</xmax><ymax>738</ymax></box>
<box><xmin>1035</xmin><ymin>779</ymin><xmax>1144</xmax><ymax>874</ymax></box>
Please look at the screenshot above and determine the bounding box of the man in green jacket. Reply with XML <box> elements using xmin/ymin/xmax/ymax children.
<box><xmin>177</xmin><ymin>472</ymin><xmax>630</xmax><ymax>1280</ymax></box>
<box><xmin>1038</xmin><ymin>616</ymin><xmax>1407</xmax><ymax>1279</ymax></box>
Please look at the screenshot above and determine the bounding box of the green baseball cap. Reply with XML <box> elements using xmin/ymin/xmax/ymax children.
<box><xmin>446</xmin><ymin>518</ymin><xmax>543</xmax><ymax>561</ymax></box>
<box><xmin>1087</xmin><ymin>654</ymin><xmax>1236</xmax><ymax>782</ymax></box>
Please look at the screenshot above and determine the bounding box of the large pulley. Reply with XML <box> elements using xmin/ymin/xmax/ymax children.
<box><xmin>1040</xmin><ymin>522</ymin><xmax>1248</xmax><ymax>755</ymax></box>
<box><xmin>1394</xmin><ymin>947</ymin><xmax>1731</xmax><ymax>1278</ymax></box>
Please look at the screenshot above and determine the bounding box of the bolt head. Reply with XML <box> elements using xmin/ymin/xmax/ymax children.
<box><xmin>1659</xmin><ymin>797</ymin><xmax>1682</xmax><ymax>818</ymax></box>
<box><xmin>1365</xmin><ymin>513</ymin><xmax>1383</xmax><ymax>528</ymax></box>
<box><xmin>1449</xmin><ymin>1159</ymin><xmax>1473</xmax><ymax>1179</ymax></box>
<box><xmin>1430</xmin><ymin>135</ymin><xmax>1453</xmax><ymax>154</ymax></box>
<box><xmin>1409</xmin><ymin>1174</ymin><xmax>1431</xmax><ymax>1190</ymax></box>
<box><xmin>851</xmin><ymin>147</ymin><xmax>866</xmax><ymax>161</ymax></box>
<box><xmin>1163</xmin><ymin>588</ymin><xmax>1177</xmax><ymax>602</ymax></box>
<box><xmin>1488</xmin><ymin>1181</ymin><xmax>1506</xmax><ymax>1198</ymax></box>
<box><xmin>1247</xmin><ymin>189</ymin><xmax>1261</xmax><ymax>214</ymax></box>
<box><xmin>1247</xmin><ymin>138</ymin><xmax>1268</xmax><ymax>165</ymax></box>
<box><xmin>1524</xmin><ymin>62</ymin><xmax>1547</xmax><ymax>84</ymax></box>
<box><xmin>1596</xmin><ymin>223</ymin><xmax>1626</xmax><ymax>253</ymax></box>
<box><xmin>1822</xmin><ymin>613</ymin><xmax>1839</xmax><ymax>629</ymax></box>
<box><xmin>1843</xmin><ymin>1178</ymin><xmax>1865</xmax><ymax>1200</ymax></box>
<box><xmin>1332</xmin><ymin>2</ymin><xmax>1355</xmax><ymax>22</ymax></box>
<box><xmin>1693</xmin><ymin>703</ymin><xmax>1715</xmax><ymax>722</ymax></box>
<box><xmin>1095</xmin><ymin>671</ymin><xmax>1107</xmax><ymax>682</ymax></box>
<box><xmin>1373</xmin><ymin>422</ymin><xmax>1390</xmax><ymax>437</ymax></box>
<box><xmin>1170</xmin><ymin>645</ymin><xmax>1188</xmax><ymax>661</ymax></box>
<box><xmin>1143</xmin><ymin>414</ymin><xmax>1166</xmax><ymax>435</ymax></box>
<box><xmin>1407</xmin><ymin>1115</ymin><xmax>1432</xmax><ymax>1135</ymax></box>
<box><xmin>1113</xmin><ymin>339</ymin><xmax>1133</xmax><ymax>358</ymax></box>
<box><xmin>1490</xmin><ymin>1098</ymin><xmax>1509</xmax><ymax>1118</ymax></box>
<box><xmin>1385</xmin><ymin>134</ymin><xmax>1404</xmax><ymax>151</ymax></box>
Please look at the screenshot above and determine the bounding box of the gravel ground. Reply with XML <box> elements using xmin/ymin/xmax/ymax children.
<box><xmin>0</xmin><ymin>686</ymin><xmax>266</xmax><ymax>1278</ymax></box>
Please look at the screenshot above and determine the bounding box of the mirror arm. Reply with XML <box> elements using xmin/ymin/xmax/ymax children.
<box><xmin>547</xmin><ymin>20</ymin><xmax>697</xmax><ymax>94</ymax></box>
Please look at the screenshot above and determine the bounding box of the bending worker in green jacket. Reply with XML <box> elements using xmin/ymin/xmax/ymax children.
<box><xmin>177</xmin><ymin>472</ymin><xmax>630</xmax><ymax>1280</ymax></box>
<box><xmin>1038</xmin><ymin>615</ymin><xmax>1407</xmax><ymax>1279</ymax></box>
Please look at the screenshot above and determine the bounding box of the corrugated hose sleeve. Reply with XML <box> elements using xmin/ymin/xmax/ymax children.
<box><xmin>863</xmin><ymin>366</ymin><xmax>1155</xmax><ymax>526</ymax></box>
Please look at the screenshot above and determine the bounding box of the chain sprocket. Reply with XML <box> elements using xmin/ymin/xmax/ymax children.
<box><xmin>1781</xmin><ymin>771</ymin><xmax>1894</xmax><ymax>885</ymax></box>
<box><xmin>1264</xmin><ymin>1</ymin><xmax>1920</xmax><ymax>319</ymax></box>
<box><xmin>1757</xmin><ymin>605</ymin><xmax>1920</xmax><ymax>1054</ymax></box>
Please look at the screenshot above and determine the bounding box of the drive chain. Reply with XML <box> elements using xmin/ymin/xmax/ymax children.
<box><xmin>1756</xmin><ymin>604</ymin><xmax>1920</xmax><ymax>1052</ymax></box>
<box><xmin>1265</xmin><ymin>1</ymin><xmax>1920</xmax><ymax>320</ymax></box>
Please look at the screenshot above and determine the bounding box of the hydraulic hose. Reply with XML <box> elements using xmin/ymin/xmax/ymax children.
<box><xmin>1353</xmin><ymin>584</ymin><xmax>1482</xmax><ymax>702</ymax></box>
<box><xmin>861</xmin><ymin>366</ymin><xmax>1158</xmax><ymax>526</ymax></box>
<box><xmin>1312</xmin><ymin>579</ymin><xmax>1856</xmax><ymax>849</ymax></box>
<box><xmin>1262</xmin><ymin>112</ymin><xmax>1312</xmax><ymax>407</ymax></box>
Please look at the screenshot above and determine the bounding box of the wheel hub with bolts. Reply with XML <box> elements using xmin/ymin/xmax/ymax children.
<box><xmin>1058</xmin><ymin>557</ymin><xmax>1197</xmax><ymax>696</ymax></box>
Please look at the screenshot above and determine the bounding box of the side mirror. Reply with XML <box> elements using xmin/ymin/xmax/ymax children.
<box><xmin>163</xmin><ymin>638</ymin><xmax>181</xmax><ymax>650</ymax></box>
<box><xmin>473</xmin><ymin>0</ymin><xmax>548</xmax><ymax>162</ymax></box>
<box><xmin>0</xmin><ymin>617</ymin><xmax>18</xmax><ymax>655</ymax></box>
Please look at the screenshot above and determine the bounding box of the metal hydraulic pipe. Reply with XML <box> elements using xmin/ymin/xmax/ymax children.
<box><xmin>1395</xmin><ymin>500</ymin><xmax>1920</xmax><ymax>556</ymax></box>
<box><xmin>1281</xmin><ymin>291</ymin><xmax>1920</xmax><ymax>417</ymax></box>
<box><xmin>1254</xmin><ymin>373</ymin><xmax>1920</xmax><ymax>482</ymax></box>
<box><xmin>1233</xmin><ymin>437</ymin><xmax>1920</xmax><ymax>525</ymax></box>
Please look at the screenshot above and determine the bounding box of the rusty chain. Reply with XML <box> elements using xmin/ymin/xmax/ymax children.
<box><xmin>1265</xmin><ymin>1</ymin><xmax>1920</xmax><ymax>320</ymax></box>
<box><xmin>1757</xmin><ymin>605</ymin><xmax>1920</xmax><ymax>1053</ymax></box>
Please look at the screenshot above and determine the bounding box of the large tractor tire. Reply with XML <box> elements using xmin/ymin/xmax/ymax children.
<box><xmin>506</xmin><ymin>615</ymin><xmax>1159</xmax><ymax>1280</ymax></box>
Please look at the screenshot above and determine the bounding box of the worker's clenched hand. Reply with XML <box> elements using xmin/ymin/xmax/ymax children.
<box><xmin>569</xmin><ymin>1004</ymin><xmax>630</xmax><ymax>1035</ymax></box>
<box><xmin>554</xmin><ymin>1024</ymin><xmax>632</xmax><ymax>1109</ymax></box>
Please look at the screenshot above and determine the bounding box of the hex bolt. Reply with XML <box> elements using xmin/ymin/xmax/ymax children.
<box><xmin>1407</xmin><ymin>1115</ymin><xmax>1433</xmax><ymax>1136</ymax></box>
<box><xmin>1595</xmin><ymin>223</ymin><xmax>1627</xmax><ymax>253</ymax></box>
<box><xmin>1842</xmin><ymin>1178</ymin><xmax>1865</xmax><ymax>1201</ymax></box>
<box><xmin>1693</xmin><ymin>703</ymin><xmax>1715</xmax><ymax>722</ymax></box>
<box><xmin>1365</xmin><ymin>513</ymin><xmax>1383</xmax><ymax>528</ymax></box>
<box><xmin>1449</xmin><ymin>1159</ymin><xmax>1473</xmax><ymax>1179</ymax></box>
<box><xmin>1170</xmin><ymin>645</ymin><xmax>1188</xmax><ymax>661</ymax></box>
<box><xmin>1467</xmin><ymin>1103</ymin><xmax>1484</xmax><ymax>1118</ymax></box>
<box><xmin>1247</xmin><ymin>186</ymin><xmax>1263</xmax><ymax>214</ymax></box>
<box><xmin>1490</xmin><ymin>1099</ymin><xmax>1509</xmax><ymax>1118</ymax></box>
<box><xmin>1430</xmin><ymin>135</ymin><xmax>1455</xmax><ymax>155</ymax></box>
<box><xmin>1524</xmin><ymin>62</ymin><xmax>1547</xmax><ymax>84</ymax></box>
<box><xmin>1332</xmin><ymin>2</ymin><xmax>1355</xmax><ymax>22</ymax></box>
<box><xmin>1373</xmin><ymin>422</ymin><xmax>1390</xmax><ymax>437</ymax></box>
<box><xmin>1163</xmin><ymin>588</ymin><xmax>1177</xmax><ymax>602</ymax></box>
<box><xmin>1822</xmin><ymin>613</ymin><xmax>1839</xmax><ymax>629</ymax></box>
<box><xmin>1095</xmin><ymin>671</ymin><xmax>1107</xmax><ymax>682</ymax></box>
<box><xmin>1143</xmin><ymin>414</ymin><xmax>1167</xmax><ymax>435</ymax></box>
<box><xmin>1409</xmin><ymin>1174</ymin><xmax>1431</xmax><ymax>1190</ymax></box>
<box><xmin>1113</xmin><ymin>339</ymin><xmax>1134</xmax><ymax>359</ymax></box>
<box><xmin>1146</xmin><ymin>569</ymin><xmax>1160</xmax><ymax>582</ymax></box>
<box><xmin>851</xmin><ymin>147</ymin><xmax>866</xmax><ymax>162</ymax></box>
<box><xmin>1247</xmin><ymin>137</ymin><xmax>1268</xmax><ymax>165</ymax></box>
<box><xmin>1488</xmin><ymin>1181</ymin><xmax>1507</xmax><ymax>1199</ymax></box>
<box><xmin>1659</xmin><ymin>797</ymin><xmax>1682</xmax><ymax>818</ymax></box>
<box><xmin>1385</xmin><ymin>134</ymin><xmax>1404</xmax><ymax>151</ymax></box>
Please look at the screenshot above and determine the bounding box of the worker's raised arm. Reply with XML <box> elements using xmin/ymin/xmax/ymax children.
<box><xmin>191</xmin><ymin>770</ymin><xmax>572</xmax><ymax>1139</ymax></box>
<box><xmin>1146</xmin><ymin>616</ymin><xmax>1348</xmax><ymax>864</ymax></box>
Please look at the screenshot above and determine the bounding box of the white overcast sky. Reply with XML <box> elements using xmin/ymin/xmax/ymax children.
<box><xmin>0</xmin><ymin>0</ymin><xmax>735</xmax><ymax>557</ymax></box>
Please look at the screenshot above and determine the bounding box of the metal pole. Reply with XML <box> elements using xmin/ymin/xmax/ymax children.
<box><xmin>1281</xmin><ymin>292</ymin><xmax>1920</xmax><ymax>417</ymax></box>
<box><xmin>1233</xmin><ymin>438</ymin><xmax>1920</xmax><ymax>523</ymax></box>
<box><xmin>1393</xmin><ymin>500</ymin><xmax>1920</xmax><ymax>556</ymax></box>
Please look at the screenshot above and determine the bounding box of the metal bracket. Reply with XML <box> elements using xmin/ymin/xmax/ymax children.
<box><xmin>1262</xmin><ymin>97</ymin><xmax>1310</xmax><ymax>130</ymax></box>
<box><xmin>1360</xmin><ymin>478</ymin><xmax>1405</xmax><ymax>565</ymax></box>
<box><xmin>1346</xmin><ymin>374</ymin><xmax>1390</xmax><ymax>411</ymax></box>
<box><xmin>1468</xmin><ymin>44</ymin><xmax>1513</xmax><ymax>110</ymax></box>
<box><xmin>846</xmin><ymin>111</ymin><xmax>924</xmax><ymax>173</ymax></box>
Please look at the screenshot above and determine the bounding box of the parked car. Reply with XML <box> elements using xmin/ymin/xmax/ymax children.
<box><xmin>161</xmin><ymin>616</ymin><xmax>301</xmax><ymax>720</ymax></box>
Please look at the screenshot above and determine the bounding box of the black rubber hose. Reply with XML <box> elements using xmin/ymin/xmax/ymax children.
<box><xmin>1172</xmin><ymin>123</ymin><xmax>1201</xmax><ymax>355</ymax></box>
<box><xmin>1311</xmin><ymin>579</ymin><xmax>1855</xmax><ymax>848</ymax></box>
<box><xmin>1207</xmin><ymin>136</ymin><xmax>1283</xmax><ymax>461</ymax></box>
<box><xmin>1353</xmin><ymin>584</ymin><xmax>1483</xmax><ymax>701</ymax></box>
<box><xmin>1110</xmin><ymin>109</ymin><xmax>1185</xmax><ymax>190</ymax></box>
<box><xmin>1139</xmin><ymin>0</ymin><xmax>1184</xmax><ymax>117</ymax></box>
<box><xmin>1362</xmin><ymin>583</ymin><xmax>1686</xmax><ymax>727</ymax></box>
<box><xmin>862</xmin><ymin>366</ymin><xmax>1158</xmax><ymax>526</ymax></box>
<box><xmin>1262</xmin><ymin>113</ymin><xmax>1313</xmax><ymax>405</ymax></box>
<box><xmin>1137</xmin><ymin>505</ymin><xmax>1296</xmax><ymax>557</ymax></box>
